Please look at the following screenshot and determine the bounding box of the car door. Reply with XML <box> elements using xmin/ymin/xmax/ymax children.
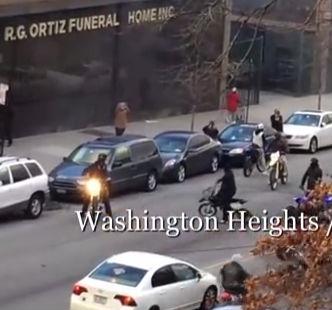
<box><xmin>319</xmin><ymin>115</ymin><xmax>331</xmax><ymax>147</ymax></box>
<box><xmin>325</xmin><ymin>113</ymin><xmax>332</xmax><ymax>147</ymax></box>
<box><xmin>170</xmin><ymin>263</ymin><xmax>204</xmax><ymax>310</ymax></box>
<box><xmin>185</xmin><ymin>135</ymin><xmax>208</xmax><ymax>175</ymax></box>
<box><xmin>0</xmin><ymin>166</ymin><xmax>13</xmax><ymax>210</ymax></box>
<box><xmin>151</xmin><ymin>266</ymin><xmax>179</xmax><ymax>310</ymax></box>
<box><xmin>130</xmin><ymin>142</ymin><xmax>152</xmax><ymax>187</ymax></box>
<box><xmin>109</xmin><ymin>146</ymin><xmax>137</xmax><ymax>192</ymax></box>
<box><xmin>8</xmin><ymin>164</ymin><xmax>32</xmax><ymax>209</ymax></box>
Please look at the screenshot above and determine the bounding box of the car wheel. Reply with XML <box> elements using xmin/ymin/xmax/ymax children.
<box><xmin>200</xmin><ymin>286</ymin><xmax>217</xmax><ymax>310</ymax></box>
<box><xmin>309</xmin><ymin>137</ymin><xmax>318</xmax><ymax>153</ymax></box>
<box><xmin>243</xmin><ymin>158</ymin><xmax>253</xmax><ymax>177</ymax></box>
<box><xmin>25</xmin><ymin>193</ymin><xmax>44</xmax><ymax>219</ymax></box>
<box><xmin>176</xmin><ymin>164</ymin><xmax>186</xmax><ymax>183</ymax></box>
<box><xmin>145</xmin><ymin>171</ymin><xmax>158</xmax><ymax>192</ymax></box>
<box><xmin>209</xmin><ymin>155</ymin><xmax>219</xmax><ymax>173</ymax></box>
<box><xmin>149</xmin><ymin>306</ymin><xmax>160</xmax><ymax>310</ymax></box>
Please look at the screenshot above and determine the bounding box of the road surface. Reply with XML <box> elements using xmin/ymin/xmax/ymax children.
<box><xmin>1</xmin><ymin>149</ymin><xmax>332</xmax><ymax>310</ymax></box>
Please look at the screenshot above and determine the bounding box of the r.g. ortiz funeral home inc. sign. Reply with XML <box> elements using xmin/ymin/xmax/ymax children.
<box><xmin>2</xmin><ymin>6</ymin><xmax>175</xmax><ymax>42</ymax></box>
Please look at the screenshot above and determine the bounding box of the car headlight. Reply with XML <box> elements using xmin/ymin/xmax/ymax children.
<box><xmin>229</xmin><ymin>148</ymin><xmax>244</xmax><ymax>155</ymax></box>
<box><xmin>295</xmin><ymin>135</ymin><xmax>309</xmax><ymax>139</ymax></box>
<box><xmin>77</xmin><ymin>179</ymin><xmax>87</xmax><ymax>186</ymax></box>
<box><xmin>48</xmin><ymin>176</ymin><xmax>55</xmax><ymax>183</ymax></box>
<box><xmin>165</xmin><ymin>159</ymin><xmax>177</xmax><ymax>167</ymax></box>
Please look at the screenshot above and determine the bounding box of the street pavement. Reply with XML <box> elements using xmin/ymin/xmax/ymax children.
<box><xmin>1</xmin><ymin>91</ymin><xmax>332</xmax><ymax>310</ymax></box>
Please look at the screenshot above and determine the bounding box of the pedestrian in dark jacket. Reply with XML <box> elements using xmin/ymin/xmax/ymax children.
<box><xmin>300</xmin><ymin>158</ymin><xmax>322</xmax><ymax>191</ymax></box>
<box><xmin>202</xmin><ymin>121</ymin><xmax>219</xmax><ymax>140</ymax></box>
<box><xmin>270</xmin><ymin>109</ymin><xmax>283</xmax><ymax>132</ymax></box>
<box><xmin>215</xmin><ymin>162</ymin><xmax>237</xmax><ymax>222</ymax></box>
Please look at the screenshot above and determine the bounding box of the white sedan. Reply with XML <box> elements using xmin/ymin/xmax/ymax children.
<box><xmin>283</xmin><ymin>110</ymin><xmax>332</xmax><ymax>153</ymax></box>
<box><xmin>70</xmin><ymin>251</ymin><xmax>219</xmax><ymax>310</ymax></box>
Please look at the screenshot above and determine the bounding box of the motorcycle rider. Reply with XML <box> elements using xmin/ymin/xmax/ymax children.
<box><xmin>267</xmin><ymin>131</ymin><xmax>289</xmax><ymax>173</ymax></box>
<box><xmin>82</xmin><ymin>153</ymin><xmax>112</xmax><ymax>217</ymax></box>
<box><xmin>252</xmin><ymin>123</ymin><xmax>267</xmax><ymax>171</ymax></box>
<box><xmin>215</xmin><ymin>162</ymin><xmax>237</xmax><ymax>223</ymax></box>
<box><xmin>300</xmin><ymin>158</ymin><xmax>322</xmax><ymax>191</ymax></box>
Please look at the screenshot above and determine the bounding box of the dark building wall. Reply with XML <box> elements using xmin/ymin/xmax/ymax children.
<box><xmin>0</xmin><ymin>0</ymin><xmax>206</xmax><ymax>137</ymax></box>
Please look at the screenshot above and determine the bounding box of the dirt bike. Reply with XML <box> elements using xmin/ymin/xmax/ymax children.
<box><xmin>198</xmin><ymin>182</ymin><xmax>251</xmax><ymax>222</ymax></box>
<box><xmin>267</xmin><ymin>151</ymin><xmax>288</xmax><ymax>191</ymax></box>
<box><xmin>243</xmin><ymin>148</ymin><xmax>266</xmax><ymax>177</ymax></box>
<box><xmin>79</xmin><ymin>177</ymin><xmax>111</xmax><ymax>219</ymax></box>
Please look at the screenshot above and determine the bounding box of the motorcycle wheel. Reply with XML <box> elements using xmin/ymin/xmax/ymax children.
<box><xmin>281</xmin><ymin>165</ymin><xmax>288</xmax><ymax>185</ymax></box>
<box><xmin>243</xmin><ymin>158</ymin><xmax>253</xmax><ymax>177</ymax></box>
<box><xmin>269</xmin><ymin>167</ymin><xmax>278</xmax><ymax>191</ymax></box>
<box><xmin>256</xmin><ymin>156</ymin><xmax>266</xmax><ymax>173</ymax></box>
<box><xmin>90</xmin><ymin>197</ymin><xmax>99</xmax><ymax>221</ymax></box>
<box><xmin>199</xmin><ymin>203</ymin><xmax>217</xmax><ymax>217</ymax></box>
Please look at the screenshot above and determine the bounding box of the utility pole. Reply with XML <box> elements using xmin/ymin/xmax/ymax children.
<box><xmin>219</xmin><ymin>0</ymin><xmax>232</xmax><ymax>109</ymax></box>
<box><xmin>316</xmin><ymin>0</ymin><xmax>332</xmax><ymax>110</ymax></box>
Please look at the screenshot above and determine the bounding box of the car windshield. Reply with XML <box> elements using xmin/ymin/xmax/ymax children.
<box><xmin>155</xmin><ymin>136</ymin><xmax>187</xmax><ymax>153</ymax></box>
<box><xmin>219</xmin><ymin>125</ymin><xmax>255</xmax><ymax>143</ymax></box>
<box><xmin>68</xmin><ymin>146</ymin><xmax>113</xmax><ymax>165</ymax></box>
<box><xmin>285</xmin><ymin>113</ymin><xmax>321</xmax><ymax>127</ymax></box>
<box><xmin>89</xmin><ymin>262</ymin><xmax>147</xmax><ymax>287</ymax></box>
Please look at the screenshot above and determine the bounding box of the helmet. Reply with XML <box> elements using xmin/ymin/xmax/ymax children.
<box><xmin>257</xmin><ymin>123</ymin><xmax>264</xmax><ymax>130</ymax></box>
<box><xmin>232</xmin><ymin>87</ymin><xmax>237</xmax><ymax>92</ymax></box>
<box><xmin>98</xmin><ymin>153</ymin><xmax>107</xmax><ymax>161</ymax></box>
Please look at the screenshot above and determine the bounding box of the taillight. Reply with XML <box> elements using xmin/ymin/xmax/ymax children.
<box><xmin>114</xmin><ymin>295</ymin><xmax>137</xmax><ymax>306</ymax></box>
<box><xmin>220</xmin><ymin>291</ymin><xmax>232</xmax><ymax>302</ymax></box>
<box><xmin>72</xmin><ymin>284</ymin><xmax>88</xmax><ymax>296</ymax></box>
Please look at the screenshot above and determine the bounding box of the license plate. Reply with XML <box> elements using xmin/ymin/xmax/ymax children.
<box><xmin>94</xmin><ymin>295</ymin><xmax>107</xmax><ymax>305</ymax></box>
<box><xmin>56</xmin><ymin>189</ymin><xmax>66</xmax><ymax>194</ymax></box>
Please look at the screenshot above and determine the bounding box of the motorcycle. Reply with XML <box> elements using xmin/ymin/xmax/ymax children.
<box><xmin>268</xmin><ymin>151</ymin><xmax>288</xmax><ymax>191</ymax></box>
<box><xmin>78</xmin><ymin>177</ymin><xmax>111</xmax><ymax>218</ymax></box>
<box><xmin>198</xmin><ymin>183</ymin><xmax>251</xmax><ymax>222</ymax></box>
<box><xmin>243</xmin><ymin>148</ymin><xmax>267</xmax><ymax>177</ymax></box>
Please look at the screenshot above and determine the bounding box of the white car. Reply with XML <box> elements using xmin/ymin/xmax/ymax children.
<box><xmin>70</xmin><ymin>251</ymin><xmax>219</xmax><ymax>310</ymax></box>
<box><xmin>283</xmin><ymin>110</ymin><xmax>332</xmax><ymax>153</ymax></box>
<box><xmin>0</xmin><ymin>156</ymin><xmax>49</xmax><ymax>218</ymax></box>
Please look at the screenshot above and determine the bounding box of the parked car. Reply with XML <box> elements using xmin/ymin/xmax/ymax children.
<box><xmin>0</xmin><ymin>156</ymin><xmax>48</xmax><ymax>219</ymax></box>
<box><xmin>154</xmin><ymin>131</ymin><xmax>222</xmax><ymax>183</ymax></box>
<box><xmin>48</xmin><ymin>135</ymin><xmax>163</xmax><ymax>200</ymax></box>
<box><xmin>218</xmin><ymin>123</ymin><xmax>276</xmax><ymax>166</ymax></box>
<box><xmin>70</xmin><ymin>251</ymin><xmax>219</xmax><ymax>310</ymax></box>
<box><xmin>283</xmin><ymin>110</ymin><xmax>332</xmax><ymax>153</ymax></box>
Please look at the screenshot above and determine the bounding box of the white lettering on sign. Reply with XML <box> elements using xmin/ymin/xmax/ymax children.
<box><xmin>128</xmin><ymin>6</ymin><xmax>175</xmax><ymax>24</ymax></box>
<box><xmin>2</xmin><ymin>7</ymin><xmax>175</xmax><ymax>41</ymax></box>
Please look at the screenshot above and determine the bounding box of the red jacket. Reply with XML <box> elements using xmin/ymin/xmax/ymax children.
<box><xmin>227</xmin><ymin>91</ymin><xmax>240</xmax><ymax>112</ymax></box>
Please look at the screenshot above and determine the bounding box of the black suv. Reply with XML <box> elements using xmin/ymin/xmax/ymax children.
<box><xmin>48</xmin><ymin>135</ymin><xmax>163</xmax><ymax>200</ymax></box>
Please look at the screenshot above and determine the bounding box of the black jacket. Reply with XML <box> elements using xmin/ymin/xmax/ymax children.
<box><xmin>83</xmin><ymin>161</ymin><xmax>109</xmax><ymax>185</ymax></box>
<box><xmin>268</xmin><ymin>137</ymin><xmax>289</xmax><ymax>154</ymax></box>
<box><xmin>217</xmin><ymin>170</ymin><xmax>236</xmax><ymax>199</ymax></box>
<box><xmin>301</xmin><ymin>165</ymin><xmax>322</xmax><ymax>190</ymax></box>
<box><xmin>271</xmin><ymin>115</ymin><xmax>283</xmax><ymax>132</ymax></box>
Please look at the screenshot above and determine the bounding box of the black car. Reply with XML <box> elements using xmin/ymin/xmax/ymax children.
<box><xmin>154</xmin><ymin>131</ymin><xmax>222</xmax><ymax>182</ymax></box>
<box><xmin>218</xmin><ymin>123</ymin><xmax>276</xmax><ymax>166</ymax></box>
<box><xmin>48</xmin><ymin>135</ymin><xmax>163</xmax><ymax>200</ymax></box>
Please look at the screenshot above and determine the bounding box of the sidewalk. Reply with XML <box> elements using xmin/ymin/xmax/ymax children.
<box><xmin>4</xmin><ymin>91</ymin><xmax>332</xmax><ymax>172</ymax></box>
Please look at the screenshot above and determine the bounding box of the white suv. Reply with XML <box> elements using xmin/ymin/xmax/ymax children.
<box><xmin>0</xmin><ymin>157</ymin><xmax>49</xmax><ymax>219</ymax></box>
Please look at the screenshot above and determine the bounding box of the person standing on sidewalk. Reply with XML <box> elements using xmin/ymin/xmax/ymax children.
<box><xmin>114</xmin><ymin>102</ymin><xmax>130</xmax><ymax>136</ymax></box>
<box><xmin>270</xmin><ymin>109</ymin><xmax>283</xmax><ymax>132</ymax></box>
<box><xmin>226</xmin><ymin>87</ymin><xmax>240</xmax><ymax>123</ymax></box>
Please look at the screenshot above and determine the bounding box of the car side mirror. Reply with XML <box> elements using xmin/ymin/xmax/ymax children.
<box><xmin>112</xmin><ymin>160</ymin><xmax>123</xmax><ymax>168</ymax></box>
<box><xmin>321</xmin><ymin>122</ymin><xmax>326</xmax><ymax>128</ymax></box>
<box><xmin>197</xmin><ymin>272</ymin><xmax>202</xmax><ymax>281</ymax></box>
<box><xmin>63</xmin><ymin>156</ymin><xmax>69</xmax><ymax>162</ymax></box>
